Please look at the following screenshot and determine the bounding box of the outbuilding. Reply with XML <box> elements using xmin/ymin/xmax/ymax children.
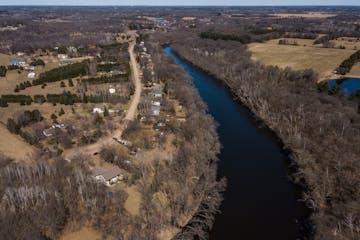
<box><xmin>93</xmin><ymin>107</ymin><xmax>104</xmax><ymax>114</ymax></box>
<box><xmin>27</xmin><ymin>72</ymin><xmax>36</xmax><ymax>78</ymax></box>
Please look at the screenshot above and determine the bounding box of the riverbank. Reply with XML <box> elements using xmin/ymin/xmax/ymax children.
<box><xmin>164</xmin><ymin>46</ymin><xmax>311</xmax><ymax>239</ymax></box>
<box><xmin>169</xmin><ymin>38</ymin><xmax>360</xmax><ymax>240</ymax></box>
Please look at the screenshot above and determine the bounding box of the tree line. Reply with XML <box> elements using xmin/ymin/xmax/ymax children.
<box><xmin>1</xmin><ymin>91</ymin><xmax>126</xmax><ymax>107</ymax></box>
<box><xmin>6</xmin><ymin>109</ymin><xmax>43</xmax><ymax>145</ymax></box>
<box><xmin>338</xmin><ymin>50</ymin><xmax>360</xmax><ymax>75</ymax></box>
<box><xmin>200</xmin><ymin>31</ymin><xmax>252</xmax><ymax>44</ymax></box>
<box><xmin>33</xmin><ymin>62</ymin><xmax>88</xmax><ymax>85</ymax></box>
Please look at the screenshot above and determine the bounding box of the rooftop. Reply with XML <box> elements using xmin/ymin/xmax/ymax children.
<box><xmin>93</xmin><ymin>166</ymin><xmax>122</xmax><ymax>181</ymax></box>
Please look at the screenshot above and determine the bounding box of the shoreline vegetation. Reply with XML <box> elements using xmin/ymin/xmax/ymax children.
<box><xmin>166</xmin><ymin>37</ymin><xmax>360</xmax><ymax>240</ymax></box>
<box><xmin>147</xmin><ymin>41</ymin><xmax>226</xmax><ymax>240</ymax></box>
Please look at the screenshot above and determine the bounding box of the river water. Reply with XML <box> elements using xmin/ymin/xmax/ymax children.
<box><xmin>164</xmin><ymin>47</ymin><xmax>310</xmax><ymax>240</ymax></box>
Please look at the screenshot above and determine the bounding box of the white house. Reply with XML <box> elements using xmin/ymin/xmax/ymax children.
<box><xmin>93</xmin><ymin>107</ymin><xmax>104</xmax><ymax>114</ymax></box>
<box><xmin>27</xmin><ymin>72</ymin><xmax>36</xmax><ymax>78</ymax></box>
<box><xmin>93</xmin><ymin>166</ymin><xmax>123</xmax><ymax>186</ymax></box>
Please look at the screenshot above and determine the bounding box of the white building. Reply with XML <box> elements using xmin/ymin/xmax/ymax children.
<box><xmin>109</xmin><ymin>87</ymin><xmax>116</xmax><ymax>94</ymax></box>
<box><xmin>152</xmin><ymin>99</ymin><xmax>161</xmax><ymax>106</ymax></box>
<box><xmin>24</xmin><ymin>66</ymin><xmax>35</xmax><ymax>71</ymax></box>
<box><xmin>57</xmin><ymin>54</ymin><xmax>68</xmax><ymax>60</ymax></box>
<box><xmin>27</xmin><ymin>72</ymin><xmax>36</xmax><ymax>78</ymax></box>
<box><xmin>93</xmin><ymin>107</ymin><xmax>104</xmax><ymax>114</ymax></box>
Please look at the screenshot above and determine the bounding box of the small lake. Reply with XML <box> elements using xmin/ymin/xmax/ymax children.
<box><xmin>164</xmin><ymin>47</ymin><xmax>310</xmax><ymax>240</ymax></box>
<box><xmin>328</xmin><ymin>78</ymin><xmax>360</xmax><ymax>96</ymax></box>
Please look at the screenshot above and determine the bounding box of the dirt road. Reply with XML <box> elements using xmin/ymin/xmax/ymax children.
<box><xmin>64</xmin><ymin>33</ymin><xmax>141</xmax><ymax>160</ymax></box>
<box><xmin>125</xmin><ymin>37</ymin><xmax>142</xmax><ymax>120</ymax></box>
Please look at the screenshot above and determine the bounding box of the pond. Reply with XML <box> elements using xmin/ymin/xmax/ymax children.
<box><xmin>328</xmin><ymin>77</ymin><xmax>360</xmax><ymax>96</ymax></box>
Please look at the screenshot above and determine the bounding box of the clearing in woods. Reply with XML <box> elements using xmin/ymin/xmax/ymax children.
<box><xmin>248</xmin><ymin>39</ymin><xmax>359</xmax><ymax>80</ymax></box>
<box><xmin>0</xmin><ymin>124</ymin><xmax>34</xmax><ymax>161</ymax></box>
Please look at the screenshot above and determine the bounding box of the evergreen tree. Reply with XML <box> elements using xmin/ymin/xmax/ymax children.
<box><xmin>68</xmin><ymin>78</ymin><xmax>74</xmax><ymax>87</ymax></box>
<box><xmin>59</xmin><ymin>108</ymin><xmax>65</xmax><ymax>116</ymax></box>
<box><xmin>6</xmin><ymin>118</ymin><xmax>20</xmax><ymax>134</ymax></box>
<box><xmin>51</xmin><ymin>113</ymin><xmax>58</xmax><ymax>123</ymax></box>
<box><xmin>103</xmin><ymin>106</ymin><xmax>109</xmax><ymax>117</ymax></box>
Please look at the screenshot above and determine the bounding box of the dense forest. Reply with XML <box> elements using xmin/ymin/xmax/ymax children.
<box><xmin>169</xmin><ymin>36</ymin><xmax>360</xmax><ymax>240</ymax></box>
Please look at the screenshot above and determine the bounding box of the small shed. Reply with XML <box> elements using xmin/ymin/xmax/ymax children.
<box><xmin>109</xmin><ymin>87</ymin><xmax>116</xmax><ymax>94</ymax></box>
<box><xmin>27</xmin><ymin>72</ymin><xmax>36</xmax><ymax>78</ymax></box>
<box><xmin>57</xmin><ymin>54</ymin><xmax>68</xmax><ymax>60</ymax></box>
<box><xmin>93</xmin><ymin>107</ymin><xmax>104</xmax><ymax>114</ymax></box>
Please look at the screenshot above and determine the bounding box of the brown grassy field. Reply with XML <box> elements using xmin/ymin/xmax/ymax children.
<box><xmin>272</xmin><ymin>12</ymin><xmax>337</xmax><ymax>18</ymax></box>
<box><xmin>0</xmin><ymin>103</ymin><xmax>78</xmax><ymax>125</ymax></box>
<box><xmin>331</xmin><ymin>37</ymin><xmax>360</xmax><ymax>50</ymax></box>
<box><xmin>0</xmin><ymin>124</ymin><xmax>34</xmax><ymax>161</ymax></box>
<box><xmin>248</xmin><ymin>39</ymin><xmax>358</xmax><ymax>80</ymax></box>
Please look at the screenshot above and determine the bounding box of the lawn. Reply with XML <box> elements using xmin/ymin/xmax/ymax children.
<box><xmin>248</xmin><ymin>39</ymin><xmax>357</xmax><ymax>80</ymax></box>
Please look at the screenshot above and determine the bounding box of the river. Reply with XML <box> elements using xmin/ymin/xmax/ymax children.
<box><xmin>164</xmin><ymin>47</ymin><xmax>310</xmax><ymax>240</ymax></box>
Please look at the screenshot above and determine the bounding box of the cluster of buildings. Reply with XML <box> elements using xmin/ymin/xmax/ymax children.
<box><xmin>138</xmin><ymin>42</ymin><xmax>164</xmax><ymax>117</ymax></box>
<box><xmin>9</xmin><ymin>58</ymin><xmax>36</xmax><ymax>79</ymax></box>
<box><xmin>150</xmin><ymin>83</ymin><xmax>162</xmax><ymax>116</ymax></box>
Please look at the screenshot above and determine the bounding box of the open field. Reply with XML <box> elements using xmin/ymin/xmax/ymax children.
<box><xmin>331</xmin><ymin>37</ymin><xmax>360</xmax><ymax>50</ymax></box>
<box><xmin>0</xmin><ymin>103</ymin><xmax>79</xmax><ymax>124</ymax></box>
<box><xmin>248</xmin><ymin>39</ymin><xmax>358</xmax><ymax>80</ymax></box>
<box><xmin>0</xmin><ymin>123</ymin><xmax>34</xmax><ymax>161</ymax></box>
<box><xmin>272</xmin><ymin>12</ymin><xmax>337</xmax><ymax>18</ymax></box>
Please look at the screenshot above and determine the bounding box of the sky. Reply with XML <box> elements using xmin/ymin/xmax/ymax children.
<box><xmin>0</xmin><ymin>0</ymin><xmax>359</xmax><ymax>6</ymax></box>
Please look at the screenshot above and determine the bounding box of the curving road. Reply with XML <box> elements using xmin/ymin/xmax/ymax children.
<box><xmin>64</xmin><ymin>32</ymin><xmax>141</xmax><ymax>160</ymax></box>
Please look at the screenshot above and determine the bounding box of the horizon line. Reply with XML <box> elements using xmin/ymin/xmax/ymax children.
<box><xmin>1</xmin><ymin>4</ymin><xmax>360</xmax><ymax>7</ymax></box>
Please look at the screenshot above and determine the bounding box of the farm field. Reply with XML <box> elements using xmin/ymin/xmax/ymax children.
<box><xmin>331</xmin><ymin>37</ymin><xmax>360</xmax><ymax>50</ymax></box>
<box><xmin>271</xmin><ymin>12</ymin><xmax>337</xmax><ymax>18</ymax></box>
<box><xmin>248</xmin><ymin>39</ymin><xmax>358</xmax><ymax>80</ymax></box>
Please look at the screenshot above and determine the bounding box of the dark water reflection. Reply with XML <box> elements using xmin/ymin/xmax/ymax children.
<box><xmin>164</xmin><ymin>47</ymin><xmax>310</xmax><ymax>240</ymax></box>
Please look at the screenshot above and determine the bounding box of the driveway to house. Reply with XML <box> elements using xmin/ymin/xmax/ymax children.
<box><xmin>64</xmin><ymin>32</ymin><xmax>141</xmax><ymax>160</ymax></box>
